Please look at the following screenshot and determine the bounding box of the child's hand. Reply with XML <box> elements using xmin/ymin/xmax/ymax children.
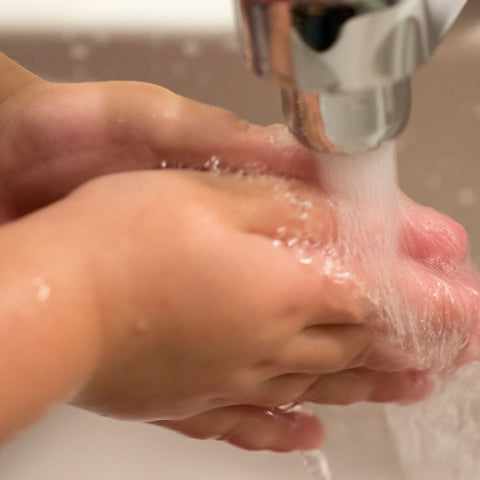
<box><xmin>0</xmin><ymin>58</ymin><xmax>316</xmax><ymax>221</ymax></box>
<box><xmin>61</xmin><ymin>170</ymin><xmax>426</xmax><ymax>447</ymax></box>
<box><xmin>0</xmin><ymin>55</ymin><xmax>479</xmax><ymax>453</ymax></box>
<box><xmin>0</xmin><ymin>59</ymin><xmax>422</xmax><ymax>451</ymax></box>
<box><xmin>60</xmin><ymin>170</ymin><xmax>478</xmax><ymax>452</ymax></box>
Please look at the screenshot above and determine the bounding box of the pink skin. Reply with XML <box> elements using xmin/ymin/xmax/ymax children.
<box><xmin>0</xmin><ymin>81</ymin><xmax>318</xmax><ymax>220</ymax></box>
<box><xmin>399</xmin><ymin>196</ymin><xmax>469</xmax><ymax>265</ymax></box>
<box><xmin>0</xmin><ymin>58</ymin><xmax>478</xmax><ymax>452</ymax></box>
<box><xmin>398</xmin><ymin>197</ymin><xmax>480</xmax><ymax>366</ymax></box>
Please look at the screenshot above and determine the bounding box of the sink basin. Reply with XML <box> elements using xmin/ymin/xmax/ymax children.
<box><xmin>0</xmin><ymin>2</ymin><xmax>479</xmax><ymax>479</ymax></box>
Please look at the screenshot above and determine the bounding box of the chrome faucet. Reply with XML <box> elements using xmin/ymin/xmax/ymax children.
<box><xmin>234</xmin><ymin>0</ymin><xmax>468</xmax><ymax>154</ymax></box>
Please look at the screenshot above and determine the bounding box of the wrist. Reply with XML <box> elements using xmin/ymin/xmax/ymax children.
<box><xmin>0</xmin><ymin>201</ymin><xmax>102</xmax><ymax>442</ymax></box>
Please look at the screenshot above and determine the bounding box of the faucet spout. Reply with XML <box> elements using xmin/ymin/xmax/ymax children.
<box><xmin>425</xmin><ymin>0</ymin><xmax>468</xmax><ymax>47</ymax></box>
<box><xmin>235</xmin><ymin>0</ymin><xmax>467</xmax><ymax>154</ymax></box>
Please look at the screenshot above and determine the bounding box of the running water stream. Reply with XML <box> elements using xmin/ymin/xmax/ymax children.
<box><xmin>295</xmin><ymin>142</ymin><xmax>480</xmax><ymax>479</ymax></box>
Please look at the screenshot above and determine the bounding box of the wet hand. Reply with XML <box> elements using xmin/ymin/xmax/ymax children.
<box><xmin>0</xmin><ymin>60</ymin><xmax>316</xmax><ymax>221</ymax></box>
<box><xmin>60</xmin><ymin>170</ymin><xmax>427</xmax><ymax>451</ymax></box>
<box><xmin>0</xmin><ymin>55</ymin><xmax>476</xmax><ymax>453</ymax></box>
<box><xmin>397</xmin><ymin>195</ymin><xmax>480</xmax><ymax>369</ymax></box>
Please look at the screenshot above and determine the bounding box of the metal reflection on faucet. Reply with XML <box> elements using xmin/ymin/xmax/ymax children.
<box><xmin>234</xmin><ymin>0</ymin><xmax>468</xmax><ymax>154</ymax></box>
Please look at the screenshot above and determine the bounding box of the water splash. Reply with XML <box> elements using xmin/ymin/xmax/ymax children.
<box><xmin>312</xmin><ymin>142</ymin><xmax>480</xmax><ymax>479</ymax></box>
<box><xmin>300</xmin><ymin>450</ymin><xmax>334</xmax><ymax>480</ymax></box>
<box><xmin>200</xmin><ymin>135</ymin><xmax>480</xmax><ymax>478</ymax></box>
<box><xmin>33</xmin><ymin>277</ymin><xmax>51</xmax><ymax>303</ymax></box>
<box><xmin>387</xmin><ymin>364</ymin><xmax>480</xmax><ymax>480</ymax></box>
<box><xmin>314</xmin><ymin>142</ymin><xmax>478</xmax><ymax>372</ymax></box>
<box><xmin>204</xmin><ymin>155</ymin><xmax>222</xmax><ymax>175</ymax></box>
<box><xmin>278</xmin><ymin>403</ymin><xmax>334</xmax><ymax>479</ymax></box>
<box><xmin>265</xmin><ymin>140</ymin><xmax>480</xmax><ymax>478</ymax></box>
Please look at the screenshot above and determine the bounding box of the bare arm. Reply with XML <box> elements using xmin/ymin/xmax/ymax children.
<box><xmin>0</xmin><ymin>200</ymin><xmax>99</xmax><ymax>443</ymax></box>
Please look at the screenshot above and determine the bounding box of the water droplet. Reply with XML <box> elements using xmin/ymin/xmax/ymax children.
<box><xmin>299</xmin><ymin>256</ymin><xmax>313</xmax><ymax>265</ymax></box>
<box><xmin>33</xmin><ymin>277</ymin><xmax>51</xmax><ymax>303</ymax></box>
<box><xmin>204</xmin><ymin>155</ymin><xmax>222</xmax><ymax>174</ymax></box>
<box><xmin>287</xmin><ymin>238</ymin><xmax>299</xmax><ymax>248</ymax></box>
<box><xmin>277</xmin><ymin>402</ymin><xmax>299</xmax><ymax>412</ymax></box>
<box><xmin>162</xmin><ymin>110</ymin><xmax>178</xmax><ymax>120</ymax></box>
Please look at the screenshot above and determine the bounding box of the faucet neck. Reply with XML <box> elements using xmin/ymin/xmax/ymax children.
<box><xmin>235</xmin><ymin>0</ymin><xmax>467</xmax><ymax>153</ymax></box>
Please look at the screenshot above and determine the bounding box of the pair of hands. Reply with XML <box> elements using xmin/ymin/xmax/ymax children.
<box><xmin>0</xmin><ymin>54</ymin><xmax>478</xmax><ymax>452</ymax></box>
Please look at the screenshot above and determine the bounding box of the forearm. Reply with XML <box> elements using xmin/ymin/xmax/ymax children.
<box><xmin>0</xmin><ymin>201</ymin><xmax>101</xmax><ymax>444</ymax></box>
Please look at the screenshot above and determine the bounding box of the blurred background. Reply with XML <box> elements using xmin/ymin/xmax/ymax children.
<box><xmin>0</xmin><ymin>1</ymin><xmax>479</xmax><ymax>479</ymax></box>
<box><xmin>0</xmin><ymin>0</ymin><xmax>234</xmax><ymax>31</ymax></box>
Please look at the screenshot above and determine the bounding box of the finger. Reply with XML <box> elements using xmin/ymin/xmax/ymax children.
<box><xmin>399</xmin><ymin>195</ymin><xmax>468</xmax><ymax>265</ymax></box>
<box><xmin>114</xmin><ymin>84</ymin><xmax>319</xmax><ymax>179</ymax></box>
<box><xmin>277</xmin><ymin>324</ymin><xmax>373</xmax><ymax>374</ymax></box>
<box><xmin>390</xmin><ymin>260</ymin><xmax>480</xmax><ymax>372</ymax></box>
<box><xmin>8</xmin><ymin>81</ymin><xmax>319</xmax><ymax>215</ymax></box>
<box><xmin>151</xmin><ymin>405</ymin><xmax>323</xmax><ymax>452</ymax></box>
<box><xmin>215</xmin><ymin>227</ymin><xmax>371</xmax><ymax>341</ymax></box>
<box><xmin>193</xmin><ymin>173</ymin><xmax>372</xmax><ymax>325</ymax></box>
<box><xmin>240</xmin><ymin>369</ymin><xmax>431</xmax><ymax>408</ymax></box>
<box><xmin>299</xmin><ymin>369</ymin><xmax>432</xmax><ymax>406</ymax></box>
